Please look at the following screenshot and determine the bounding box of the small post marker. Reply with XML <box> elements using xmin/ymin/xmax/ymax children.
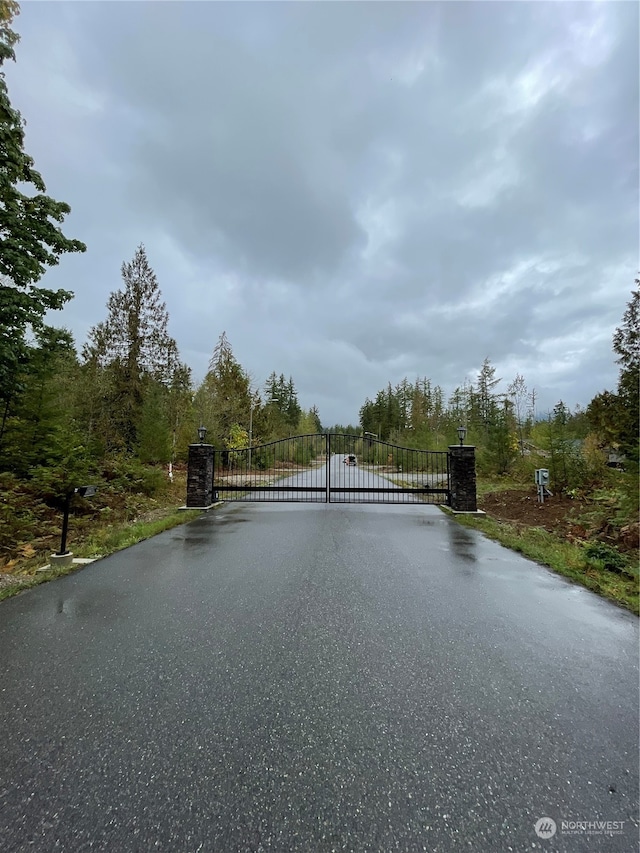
<box><xmin>51</xmin><ymin>486</ymin><xmax>97</xmax><ymax>567</ymax></box>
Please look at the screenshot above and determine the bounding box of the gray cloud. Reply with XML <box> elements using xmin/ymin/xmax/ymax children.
<box><xmin>5</xmin><ymin>0</ymin><xmax>637</xmax><ymax>426</ymax></box>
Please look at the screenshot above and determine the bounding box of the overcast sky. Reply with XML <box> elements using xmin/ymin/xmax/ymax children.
<box><xmin>7</xmin><ymin>1</ymin><xmax>638</xmax><ymax>427</ymax></box>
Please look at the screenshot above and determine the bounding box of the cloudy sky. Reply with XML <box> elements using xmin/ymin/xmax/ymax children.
<box><xmin>7</xmin><ymin>0</ymin><xmax>638</xmax><ymax>426</ymax></box>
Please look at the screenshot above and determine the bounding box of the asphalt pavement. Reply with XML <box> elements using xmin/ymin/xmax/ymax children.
<box><xmin>0</xmin><ymin>502</ymin><xmax>638</xmax><ymax>852</ymax></box>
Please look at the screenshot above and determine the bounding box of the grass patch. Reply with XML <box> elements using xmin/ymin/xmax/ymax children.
<box><xmin>81</xmin><ymin>510</ymin><xmax>202</xmax><ymax>557</ymax></box>
<box><xmin>0</xmin><ymin>560</ymin><xmax>87</xmax><ymax>602</ymax></box>
<box><xmin>476</xmin><ymin>477</ymin><xmax>524</xmax><ymax>497</ymax></box>
<box><xmin>443</xmin><ymin>510</ymin><xmax>639</xmax><ymax>615</ymax></box>
<box><xmin>0</xmin><ymin>509</ymin><xmax>202</xmax><ymax>603</ymax></box>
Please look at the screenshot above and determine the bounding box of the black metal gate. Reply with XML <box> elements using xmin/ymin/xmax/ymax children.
<box><xmin>213</xmin><ymin>434</ymin><xmax>450</xmax><ymax>505</ymax></box>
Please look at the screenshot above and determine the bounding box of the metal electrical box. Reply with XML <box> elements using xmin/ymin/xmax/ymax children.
<box><xmin>535</xmin><ymin>469</ymin><xmax>549</xmax><ymax>486</ymax></box>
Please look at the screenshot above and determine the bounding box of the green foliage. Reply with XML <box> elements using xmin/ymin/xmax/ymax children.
<box><xmin>583</xmin><ymin>541</ymin><xmax>629</xmax><ymax>575</ymax></box>
<box><xmin>0</xmin><ymin>328</ymin><xmax>94</xmax><ymax>481</ymax></box>
<box><xmin>166</xmin><ymin>363</ymin><xmax>194</xmax><ymax>462</ymax></box>
<box><xmin>0</xmin><ymin>1</ymin><xmax>86</xmax><ymax>415</ymax></box>
<box><xmin>360</xmin><ymin>377</ymin><xmax>446</xmax><ymax>442</ymax></box>
<box><xmin>612</xmin><ymin>280</ymin><xmax>639</xmax><ymax>461</ymax></box>
<box><xmin>0</xmin><ymin>471</ymin><xmax>43</xmax><ymax>557</ymax></box>
<box><xmin>195</xmin><ymin>332</ymin><xmax>252</xmax><ymax>447</ymax></box>
<box><xmin>586</xmin><ymin>281</ymin><xmax>639</xmax><ymax>465</ymax></box>
<box><xmin>137</xmin><ymin>381</ymin><xmax>171</xmax><ymax>464</ymax></box>
<box><xmin>586</xmin><ymin>390</ymin><xmax>623</xmax><ymax>447</ymax></box>
<box><xmin>83</xmin><ymin>245</ymin><xmax>185</xmax><ymax>453</ymax></box>
<box><xmin>100</xmin><ymin>455</ymin><xmax>168</xmax><ymax>498</ymax></box>
<box><xmin>225</xmin><ymin>423</ymin><xmax>249</xmax><ymax>450</ymax></box>
<box><xmin>543</xmin><ymin>402</ymin><xmax>587</xmax><ymax>490</ymax></box>
<box><xmin>263</xmin><ymin>372</ymin><xmax>302</xmax><ymax>437</ymax></box>
<box><xmin>84</xmin><ymin>510</ymin><xmax>200</xmax><ymax>559</ymax></box>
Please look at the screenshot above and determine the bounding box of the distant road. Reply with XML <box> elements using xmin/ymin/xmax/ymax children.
<box><xmin>1</xmin><ymin>502</ymin><xmax>637</xmax><ymax>852</ymax></box>
<box><xmin>234</xmin><ymin>453</ymin><xmax>444</xmax><ymax>502</ymax></box>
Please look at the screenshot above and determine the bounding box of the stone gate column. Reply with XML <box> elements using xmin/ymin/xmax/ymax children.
<box><xmin>186</xmin><ymin>443</ymin><xmax>215</xmax><ymax>508</ymax></box>
<box><xmin>448</xmin><ymin>445</ymin><xmax>478</xmax><ymax>512</ymax></box>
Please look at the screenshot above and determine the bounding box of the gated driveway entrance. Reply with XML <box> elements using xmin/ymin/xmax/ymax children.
<box><xmin>212</xmin><ymin>434</ymin><xmax>450</xmax><ymax>505</ymax></box>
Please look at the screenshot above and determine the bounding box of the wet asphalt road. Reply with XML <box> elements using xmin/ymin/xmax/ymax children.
<box><xmin>0</xmin><ymin>503</ymin><xmax>638</xmax><ymax>853</ymax></box>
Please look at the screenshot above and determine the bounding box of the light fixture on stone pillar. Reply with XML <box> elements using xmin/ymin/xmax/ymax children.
<box><xmin>198</xmin><ymin>425</ymin><xmax>207</xmax><ymax>444</ymax></box>
<box><xmin>457</xmin><ymin>425</ymin><xmax>467</xmax><ymax>446</ymax></box>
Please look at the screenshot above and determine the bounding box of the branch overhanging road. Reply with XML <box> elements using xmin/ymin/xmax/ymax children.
<box><xmin>0</xmin><ymin>499</ymin><xmax>637</xmax><ymax>853</ymax></box>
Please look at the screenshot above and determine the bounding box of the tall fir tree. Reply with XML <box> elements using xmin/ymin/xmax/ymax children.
<box><xmin>83</xmin><ymin>245</ymin><xmax>183</xmax><ymax>451</ymax></box>
<box><xmin>194</xmin><ymin>332</ymin><xmax>251</xmax><ymax>446</ymax></box>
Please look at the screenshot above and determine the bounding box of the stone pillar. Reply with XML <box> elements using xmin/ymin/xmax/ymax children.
<box><xmin>448</xmin><ymin>445</ymin><xmax>477</xmax><ymax>512</ymax></box>
<box><xmin>186</xmin><ymin>443</ymin><xmax>215</xmax><ymax>508</ymax></box>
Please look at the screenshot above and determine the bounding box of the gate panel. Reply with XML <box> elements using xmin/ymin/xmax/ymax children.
<box><xmin>212</xmin><ymin>433</ymin><xmax>450</xmax><ymax>505</ymax></box>
<box><xmin>329</xmin><ymin>434</ymin><xmax>449</xmax><ymax>504</ymax></box>
<box><xmin>213</xmin><ymin>434</ymin><xmax>327</xmax><ymax>502</ymax></box>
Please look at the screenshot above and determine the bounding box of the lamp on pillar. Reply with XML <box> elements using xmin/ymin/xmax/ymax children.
<box><xmin>197</xmin><ymin>425</ymin><xmax>207</xmax><ymax>444</ymax></box>
<box><xmin>457</xmin><ymin>425</ymin><xmax>467</xmax><ymax>446</ymax></box>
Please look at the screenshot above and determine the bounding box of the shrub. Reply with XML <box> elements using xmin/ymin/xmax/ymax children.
<box><xmin>584</xmin><ymin>541</ymin><xmax>629</xmax><ymax>574</ymax></box>
<box><xmin>100</xmin><ymin>455</ymin><xmax>168</xmax><ymax>497</ymax></box>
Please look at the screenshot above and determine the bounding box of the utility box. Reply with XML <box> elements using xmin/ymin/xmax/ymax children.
<box><xmin>535</xmin><ymin>469</ymin><xmax>549</xmax><ymax>486</ymax></box>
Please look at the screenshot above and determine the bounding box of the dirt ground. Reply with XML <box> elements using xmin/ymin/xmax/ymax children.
<box><xmin>480</xmin><ymin>489</ymin><xmax>581</xmax><ymax>531</ymax></box>
<box><xmin>479</xmin><ymin>487</ymin><xmax>639</xmax><ymax>553</ymax></box>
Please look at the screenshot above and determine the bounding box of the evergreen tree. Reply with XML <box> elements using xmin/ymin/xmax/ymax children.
<box><xmin>195</xmin><ymin>332</ymin><xmax>251</xmax><ymax>446</ymax></box>
<box><xmin>83</xmin><ymin>245</ymin><xmax>183</xmax><ymax>451</ymax></box>
<box><xmin>0</xmin><ymin>327</ymin><xmax>81</xmax><ymax>474</ymax></box>
<box><xmin>0</xmin><ymin>1</ymin><xmax>86</xmax><ymax>431</ymax></box>
<box><xmin>261</xmin><ymin>372</ymin><xmax>302</xmax><ymax>437</ymax></box>
<box><xmin>474</xmin><ymin>358</ymin><xmax>500</xmax><ymax>433</ymax></box>
<box><xmin>285</xmin><ymin>377</ymin><xmax>302</xmax><ymax>429</ymax></box>
<box><xmin>586</xmin><ymin>390</ymin><xmax>623</xmax><ymax>449</ymax></box>
<box><xmin>546</xmin><ymin>401</ymin><xmax>584</xmax><ymax>489</ymax></box>
<box><xmin>136</xmin><ymin>381</ymin><xmax>171</xmax><ymax>464</ymax></box>
<box><xmin>586</xmin><ymin>281</ymin><xmax>640</xmax><ymax>462</ymax></box>
<box><xmin>411</xmin><ymin>379</ymin><xmax>428</xmax><ymax>432</ymax></box>
<box><xmin>166</xmin><ymin>363</ymin><xmax>194</xmax><ymax>463</ymax></box>
<box><xmin>485</xmin><ymin>397</ymin><xmax>517</xmax><ymax>475</ymax></box>
<box><xmin>612</xmin><ymin>280</ymin><xmax>639</xmax><ymax>459</ymax></box>
<box><xmin>309</xmin><ymin>405</ymin><xmax>323</xmax><ymax>433</ymax></box>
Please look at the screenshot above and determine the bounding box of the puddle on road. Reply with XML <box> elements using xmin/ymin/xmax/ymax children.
<box><xmin>54</xmin><ymin>589</ymin><xmax>128</xmax><ymax>622</ymax></box>
<box><xmin>446</xmin><ymin>523</ymin><xmax>478</xmax><ymax>565</ymax></box>
<box><xmin>176</xmin><ymin>510</ymin><xmax>252</xmax><ymax>548</ymax></box>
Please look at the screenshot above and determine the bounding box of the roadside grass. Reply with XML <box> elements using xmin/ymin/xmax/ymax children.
<box><xmin>81</xmin><ymin>509</ymin><xmax>203</xmax><ymax>558</ymax></box>
<box><xmin>0</xmin><ymin>508</ymin><xmax>202</xmax><ymax>603</ymax></box>
<box><xmin>443</xmin><ymin>509</ymin><xmax>639</xmax><ymax>615</ymax></box>
<box><xmin>475</xmin><ymin>477</ymin><xmax>524</xmax><ymax>498</ymax></box>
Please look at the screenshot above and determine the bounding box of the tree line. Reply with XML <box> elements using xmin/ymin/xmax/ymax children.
<box><xmin>1</xmin><ymin>240</ymin><xmax>324</xmax><ymax>486</ymax></box>
<box><xmin>356</xmin><ymin>282</ymin><xmax>639</xmax><ymax>491</ymax></box>
<box><xmin>0</xmin><ymin>0</ymin><xmax>637</xmax><ymax>501</ymax></box>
